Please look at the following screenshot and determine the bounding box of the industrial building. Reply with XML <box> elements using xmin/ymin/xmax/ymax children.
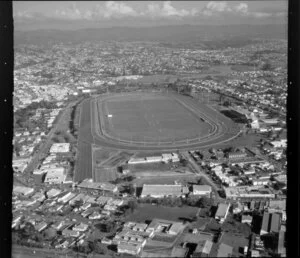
<box><xmin>128</xmin><ymin>153</ymin><xmax>180</xmax><ymax>165</ymax></box>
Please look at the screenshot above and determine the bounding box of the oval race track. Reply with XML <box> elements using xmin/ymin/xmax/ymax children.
<box><xmin>80</xmin><ymin>92</ymin><xmax>241</xmax><ymax>151</ymax></box>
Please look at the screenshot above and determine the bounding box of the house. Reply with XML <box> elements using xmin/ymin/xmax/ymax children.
<box><xmin>217</xmin><ymin>243</ymin><xmax>233</xmax><ymax>257</ymax></box>
<box><xmin>167</xmin><ymin>222</ymin><xmax>185</xmax><ymax>235</ymax></box>
<box><xmin>46</xmin><ymin>188</ymin><xmax>62</xmax><ymax>198</ymax></box>
<box><xmin>215</xmin><ymin>203</ymin><xmax>230</xmax><ymax>223</ymax></box>
<box><xmin>80</xmin><ymin>202</ymin><xmax>91</xmax><ymax>211</ymax></box>
<box><xmin>117</xmin><ymin>242</ymin><xmax>142</xmax><ymax>255</ymax></box>
<box><xmin>62</xmin><ymin>229</ymin><xmax>80</xmax><ymax>238</ymax></box>
<box><xmin>52</xmin><ymin>221</ymin><xmax>65</xmax><ymax>230</ymax></box>
<box><xmin>227</xmin><ymin>152</ymin><xmax>247</xmax><ymax>159</ymax></box>
<box><xmin>35</xmin><ymin>222</ymin><xmax>48</xmax><ymax>232</ymax></box>
<box><xmin>192</xmin><ymin>185</ymin><xmax>212</xmax><ymax>196</ymax></box>
<box><xmin>58</xmin><ymin>192</ymin><xmax>77</xmax><ymax>204</ymax></box>
<box><xmin>13</xmin><ymin>186</ymin><xmax>34</xmax><ymax>196</ymax></box>
<box><xmin>101</xmin><ymin>238</ymin><xmax>112</xmax><ymax>245</ymax></box>
<box><xmin>73</xmin><ymin>223</ymin><xmax>89</xmax><ymax>232</ymax></box>
<box><xmin>241</xmin><ymin>215</ymin><xmax>253</xmax><ymax>225</ymax></box>
<box><xmin>89</xmin><ymin>211</ymin><xmax>102</xmax><ymax>220</ymax></box>
<box><xmin>192</xmin><ymin>240</ymin><xmax>213</xmax><ymax>257</ymax></box>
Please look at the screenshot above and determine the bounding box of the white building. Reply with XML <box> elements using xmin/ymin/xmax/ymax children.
<box><xmin>44</xmin><ymin>167</ymin><xmax>66</xmax><ymax>184</ymax></box>
<box><xmin>192</xmin><ymin>185</ymin><xmax>212</xmax><ymax>196</ymax></box>
<box><xmin>49</xmin><ymin>143</ymin><xmax>70</xmax><ymax>153</ymax></box>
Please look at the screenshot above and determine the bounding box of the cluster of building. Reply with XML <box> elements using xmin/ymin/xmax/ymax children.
<box><xmin>12</xmin><ymin>181</ymin><xmax>128</xmax><ymax>250</ymax></box>
<box><xmin>33</xmin><ymin>143</ymin><xmax>71</xmax><ymax>184</ymax></box>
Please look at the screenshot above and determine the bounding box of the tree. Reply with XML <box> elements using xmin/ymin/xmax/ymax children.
<box><xmin>128</xmin><ymin>200</ymin><xmax>138</xmax><ymax>213</ymax></box>
<box><xmin>199</xmin><ymin>196</ymin><xmax>214</xmax><ymax>208</ymax></box>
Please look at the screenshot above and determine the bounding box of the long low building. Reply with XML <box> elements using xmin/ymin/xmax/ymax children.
<box><xmin>140</xmin><ymin>184</ymin><xmax>188</xmax><ymax>198</ymax></box>
<box><xmin>77</xmin><ymin>178</ymin><xmax>118</xmax><ymax>193</ymax></box>
<box><xmin>215</xmin><ymin>203</ymin><xmax>230</xmax><ymax>223</ymax></box>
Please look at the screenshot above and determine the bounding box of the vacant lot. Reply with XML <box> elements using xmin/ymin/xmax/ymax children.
<box><xmin>100</xmin><ymin>94</ymin><xmax>212</xmax><ymax>142</ymax></box>
<box><xmin>126</xmin><ymin>204</ymin><xmax>198</xmax><ymax>222</ymax></box>
<box><xmin>94</xmin><ymin>167</ymin><xmax>117</xmax><ymax>183</ymax></box>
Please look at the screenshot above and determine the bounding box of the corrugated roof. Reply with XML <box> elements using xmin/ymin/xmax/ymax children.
<box><xmin>141</xmin><ymin>184</ymin><xmax>183</xmax><ymax>197</ymax></box>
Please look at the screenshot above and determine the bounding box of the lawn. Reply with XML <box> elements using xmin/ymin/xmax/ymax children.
<box><xmin>100</xmin><ymin>93</ymin><xmax>212</xmax><ymax>142</ymax></box>
<box><xmin>126</xmin><ymin>204</ymin><xmax>199</xmax><ymax>223</ymax></box>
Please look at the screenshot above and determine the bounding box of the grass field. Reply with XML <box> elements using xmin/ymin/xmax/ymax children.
<box><xmin>94</xmin><ymin>167</ymin><xmax>117</xmax><ymax>182</ymax></box>
<box><xmin>100</xmin><ymin>94</ymin><xmax>212</xmax><ymax>142</ymax></box>
<box><xmin>93</xmin><ymin>148</ymin><xmax>116</xmax><ymax>164</ymax></box>
<box><xmin>126</xmin><ymin>204</ymin><xmax>199</xmax><ymax>223</ymax></box>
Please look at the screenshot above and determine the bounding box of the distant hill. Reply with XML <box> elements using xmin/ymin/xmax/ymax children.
<box><xmin>14</xmin><ymin>24</ymin><xmax>287</xmax><ymax>47</ymax></box>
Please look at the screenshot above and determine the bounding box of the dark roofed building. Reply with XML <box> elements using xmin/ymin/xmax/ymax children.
<box><xmin>270</xmin><ymin>213</ymin><xmax>281</xmax><ymax>233</ymax></box>
<box><xmin>260</xmin><ymin>212</ymin><xmax>271</xmax><ymax>235</ymax></box>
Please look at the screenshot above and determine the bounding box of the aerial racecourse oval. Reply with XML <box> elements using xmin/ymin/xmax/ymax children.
<box><xmin>80</xmin><ymin>92</ymin><xmax>240</xmax><ymax>151</ymax></box>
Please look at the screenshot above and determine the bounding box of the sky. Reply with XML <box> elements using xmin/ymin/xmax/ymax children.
<box><xmin>13</xmin><ymin>1</ymin><xmax>288</xmax><ymax>31</ymax></box>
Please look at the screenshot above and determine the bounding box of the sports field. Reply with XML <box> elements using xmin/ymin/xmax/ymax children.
<box><xmin>100</xmin><ymin>94</ymin><xmax>212</xmax><ymax>142</ymax></box>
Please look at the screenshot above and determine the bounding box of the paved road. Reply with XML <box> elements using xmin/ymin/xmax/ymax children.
<box><xmin>24</xmin><ymin>100</ymin><xmax>80</xmax><ymax>175</ymax></box>
<box><xmin>181</xmin><ymin>151</ymin><xmax>222</xmax><ymax>199</ymax></box>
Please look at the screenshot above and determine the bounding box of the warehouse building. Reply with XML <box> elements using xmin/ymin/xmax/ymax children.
<box><xmin>140</xmin><ymin>184</ymin><xmax>188</xmax><ymax>198</ymax></box>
